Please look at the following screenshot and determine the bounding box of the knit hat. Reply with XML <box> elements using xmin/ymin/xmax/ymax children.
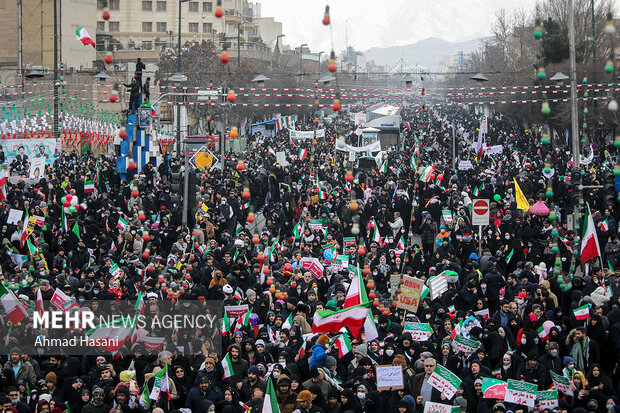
<box><xmin>317</xmin><ymin>334</ymin><xmax>330</xmax><ymax>347</ymax></box>
<box><xmin>296</xmin><ymin>390</ymin><xmax>312</xmax><ymax>403</ymax></box>
<box><xmin>45</xmin><ymin>372</ymin><xmax>57</xmax><ymax>386</ymax></box>
<box><xmin>324</xmin><ymin>356</ymin><xmax>337</xmax><ymax>369</ymax></box>
<box><xmin>563</xmin><ymin>356</ymin><xmax>575</xmax><ymax>367</ymax></box>
<box><xmin>455</xmin><ymin>396</ymin><xmax>468</xmax><ymax>408</ymax></box>
<box><xmin>119</xmin><ymin>370</ymin><xmax>135</xmax><ymax>383</ymax></box>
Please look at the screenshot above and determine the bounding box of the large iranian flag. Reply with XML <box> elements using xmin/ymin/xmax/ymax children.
<box><xmin>343</xmin><ymin>271</ymin><xmax>369</xmax><ymax>308</ymax></box>
<box><xmin>580</xmin><ymin>203</ymin><xmax>601</xmax><ymax>265</ymax></box>
<box><xmin>75</xmin><ymin>26</ymin><xmax>96</xmax><ymax>49</ymax></box>
<box><xmin>221</xmin><ymin>353</ymin><xmax>234</xmax><ymax>378</ymax></box>
<box><xmin>0</xmin><ymin>283</ymin><xmax>27</xmax><ymax>324</ymax></box>
<box><xmin>262</xmin><ymin>377</ymin><xmax>280</xmax><ymax>413</ymax></box>
<box><xmin>312</xmin><ymin>303</ymin><xmax>370</xmax><ymax>337</ymax></box>
<box><xmin>86</xmin><ymin>318</ymin><xmax>134</xmax><ymax>352</ymax></box>
<box><xmin>149</xmin><ymin>364</ymin><xmax>169</xmax><ymax>402</ymax></box>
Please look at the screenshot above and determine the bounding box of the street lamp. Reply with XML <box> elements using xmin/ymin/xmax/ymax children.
<box><xmin>317</xmin><ymin>51</ymin><xmax>324</xmax><ymax>74</ymax></box>
<box><xmin>169</xmin><ymin>73</ymin><xmax>188</xmax><ymax>227</ymax></box>
<box><xmin>237</xmin><ymin>19</ymin><xmax>248</xmax><ymax>68</ymax></box>
<box><xmin>470</xmin><ymin>73</ymin><xmax>488</xmax><ymax>85</ymax></box>
<box><xmin>299</xmin><ymin>43</ymin><xmax>308</xmax><ymax>76</ymax></box>
<box><xmin>550</xmin><ymin>72</ymin><xmax>569</xmax><ymax>85</ymax></box>
<box><xmin>251</xmin><ymin>74</ymin><xmax>270</xmax><ymax>87</ymax></box>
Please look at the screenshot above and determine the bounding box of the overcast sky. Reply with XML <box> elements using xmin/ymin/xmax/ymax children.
<box><xmin>259</xmin><ymin>0</ymin><xmax>540</xmax><ymax>52</ymax></box>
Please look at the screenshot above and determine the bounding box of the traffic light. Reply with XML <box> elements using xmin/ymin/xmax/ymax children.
<box><xmin>570</xmin><ymin>171</ymin><xmax>581</xmax><ymax>209</ymax></box>
<box><xmin>603</xmin><ymin>170</ymin><xmax>616</xmax><ymax>207</ymax></box>
<box><xmin>187</xmin><ymin>171</ymin><xmax>198</xmax><ymax>211</ymax></box>
<box><xmin>170</xmin><ymin>172</ymin><xmax>182</xmax><ymax>205</ymax></box>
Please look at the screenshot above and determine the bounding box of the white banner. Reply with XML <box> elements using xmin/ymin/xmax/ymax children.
<box><xmin>288</xmin><ymin>129</ymin><xmax>325</xmax><ymax>140</ymax></box>
<box><xmin>335</xmin><ymin>139</ymin><xmax>381</xmax><ymax>154</ymax></box>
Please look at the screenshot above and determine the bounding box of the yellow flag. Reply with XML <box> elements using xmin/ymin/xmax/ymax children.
<box><xmin>513</xmin><ymin>178</ymin><xmax>530</xmax><ymax>211</ymax></box>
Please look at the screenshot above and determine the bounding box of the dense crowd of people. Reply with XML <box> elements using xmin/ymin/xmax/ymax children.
<box><xmin>0</xmin><ymin>102</ymin><xmax>619</xmax><ymax>413</ymax></box>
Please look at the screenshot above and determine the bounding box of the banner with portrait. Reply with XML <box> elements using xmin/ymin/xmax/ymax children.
<box><xmin>1</xmin><ymin>138</ymin><xmax>57</xmax><ymax>165</ymax></box>
<box><xmin>29</xmin><ymin>157</ymin><xmax>46</xmax><ymax>181</ymax></box>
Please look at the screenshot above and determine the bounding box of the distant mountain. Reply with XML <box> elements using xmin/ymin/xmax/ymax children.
<box><xmin>365</xmin><ymin>37</ymin><xmax>482</xmax><ymax>72</ymax></box>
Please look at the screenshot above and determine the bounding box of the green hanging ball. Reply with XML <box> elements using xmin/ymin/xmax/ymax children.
<box><xmin>557</xmin><ymin>277</ymin><xmax>564</xmax><ymax>284</ymax></box>
<box><xmin>549</xmin><ymin>212</ymin><xmax>557</xmax><ymax>220</ymax></box>
<box><xmin>544</xmin><ymin>166</ymin><xmax>551</xmax><ymax>174</ymax></box>
<box><xmin>582</xmin><ymin>123</ymin><xmax>588</xmax><ymax>129</ymax></box>
<box><xmin>552</xmin><ymin>246</ymin><xmax>559</xmax><ymax>253</ymax></box>
<box><xmin>69</xmin><ymin>205</ymin><xmax>76</xmax><ymax>213</ymax></box>
<box><xmin>537</xmin><ymin>70</ymin><xmax>547</xmax><ymax>80</ymax></box>
<box><xmin>42</xmin><ymin>226</ymin><xmax>47</xmax><ymax>231</ymax></box>
<box><xmin>555</xmin><ymin>259</ymin><xmax>562</xmax><ymax>266</ymax></box>
<box><xmin>534</xmin><ymin>27</ymin><xmax>543</xmax><ymax>39</ymax></box>
<box><xmin>584</xmin><ymin>92</ymin><xmax>589</xmax><ymax>98</ymax></box>
<box><xmin>546</xmin><ymin>190</ymin><xmax>554</xmax><ymax>198</ymax></box>
<box><xmin>554</xmin><ymin>268</ymin><xmax>562</xmax><ymax>275</ymax></box>
<box><xmin>583</xmin><ymin>108</ymin><xmax>588</xmax><ymax>114</ymax></box>
<box><xmin>541</xmin><ymin>137</ymin><xmax>550</xmax><ymax>144</ymax></box>
<box><xmin>552</xmin><ymin>230</ymin><xmax>559</xmax><ymax>237</ymax></box>
<box><xmin>605</xmin><ymin>62</ymin><xmax>614</xmax><ymax>74</ymax></box>
<box><xmin>541</xmin><ymin>106</ymin><xmax>551</xmax><ymax>116</ymax></box>
<box><xmin>581</xmin><ymin>171</ymin><xmax>586</xmax><ymax>176</ymax></box>
<box><xmin>493</xmin><ymin>194</ymin><xmax>501</xmax><ymax>202</ymax></box>
<box><xmin>574</xmin><ymin>249</ymin><xmax>580</xmax><ymax>255</ymax></box>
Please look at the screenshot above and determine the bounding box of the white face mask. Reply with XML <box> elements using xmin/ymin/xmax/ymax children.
<box><xmin>385</xmin><ymin>349</ymin><xmax>394</xmax><ymax>357</ymax></box>
<box><xmin>357</xmin><ymin>392</ymin><xmax>366</xmax><ymax>401</ymax></box>
<box><xmin>550</xmin><ymin>349</ymin><xmax>558</xmax><ymax>357</ymax></box>
<box><xmin>272</xmin><ymin>372</ymin><xmax>280</xmax><ymax>378</ymax></box>
<box><xmin>521</xmin><ymin>338</ymin><xmax>527</xmax><ymax>345</ymax></box>
<box><xmin>516</xmin><ymin>299</ymin><xmax>524</xmax><ymax>305</ymax></box>
<box><xmin>279</xmin><ymin>359</ymin><xmax>286</xmax><ymax>365</ymax></box>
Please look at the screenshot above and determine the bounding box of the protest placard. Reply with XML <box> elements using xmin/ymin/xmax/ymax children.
<box><xmin>376</xmin><ymin>365</ymin><xmax>404</xmax><ymax>391</ymax></box>
<box><xmin>423</xmin><ymin>402</ymin><xmax>460</xmax><ymax>413</ymax></box>
<box><xmin>481</xmin><ymin>377</ymin><xmax>506</xmax><ymax>399</ymax></box>
<box><xmin>550</xmin><ymin>371</ymin><xmax>573</xmax><ymax>396</ymax></box>
<box><xmin>225</xmin><ymin>304</ymin><xmax>249</xmax><ymax>318</ymax></box>
<box><xmin>403</xmin><ymin>322</ymin><xmax>434</xmax><ymax>341</ymax></box>
<box><xmin>537</xmin><ymin>390</ymin><xmax>559</xmax><ymax>410</ymax></box>
<box><xmin>396</xmin><ymin>275</ymin><xmax>425</xmax><ymax>312</ymax></box>
<box><xmin>504</xmin><ymin>379</ymin><xmax>537</xmax><ymax>408</ymax></box>
<box><xmin>451</xmin><ymin>334</ymin><xmax>481</xmax><ymax>354</ymax></box>
<box><xmin>429</xmin><ymin>364</ymin><xmax>462</xmax><ymax>399</ymax></box>
<box><xmin>7</xmin><ymin>209</ymin><xmax>23</xmax><ymax>225</ymax></box>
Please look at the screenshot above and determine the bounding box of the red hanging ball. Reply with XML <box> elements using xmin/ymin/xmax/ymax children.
<box><xmin>242</xmin><ymin>190</ymin><xmax>250</xmax><ymax>199</ymax></box>
<box><xmin>214</xmin><ymin>6</ymin><xmax>223</xmax><ymax>18</ymax></box>
<box><xmin>147</xmin><ymin>266</ymin><xmax>154</xmax><ymax>273</ymax></box>
<box><xmin>236</xmin><ymin>161</ymin><xmax>245</xmax><ymax>171</ymax></box>
<box><xmin>332</xmin><ymin>100</ymin><xmax>341</xmax><ymax>112</ymax></box>
<box><xmin>128</xmin><ymin>162</ymin><xmax>136</xmax><ymax>170</ymax></box>
<box><xmin>328</xmin><ymin>61</ymin><xmax>337</xmax><ymax>73</ymax></box>
<box><xmin>142</xmin><ymin>234</ymin><xmax>150</xmax><ymax>242</ymax></box>
<box><xmin>430</xmin><ymin>174</ymin><xmax>436</xmax><ymax>180</ymax></box>
<box><xmin>104</xmin><ymin>55</ymin><xmax>113</xmax><ymax>65</ymax></box>
<box><xmin>323</xmin><ymin>15</ymin><xmax>330</xmax><ymax>25</ymax></box>
<box><xmin>131</xmin><ymin>190</ymin><xmax>139</xmax><ymax>198</ymax></box>
<box><xmin>109</xmin><ymin>93</ymin><xmax>118</xmax><ymax>102</ymax></box>
<box><xmin>358</xmin><ymin>247</ymin><xmax>366</xmax><ymax>256</ymax></box>
<box><xmin>220</xmin><ymin>52</ymin><xmax>229</xmax><ymax>64</ymax></box>
<box><xmin>119</xmin><ymin>130</ymin><xmax>127</xmax><ymax>139</ymax></box>
<box><xmin>246</xmin><ymin>214</ymin><xmax>255</xmax><ymax>223</ymax></box>
<box><xmin>227</xmin><ymin>92</ymin><xmax>236</xmax><ymax>103</ymax></box>
<box><xmin>138</xmin><ymin>214</ymin><xmax>146</xmax><ymax>222</ymax></box>
<box><xmin>142</xmin><ymin>251</ymin><xmax>149</xmax><ymax>259</ymax></box>
<box><xmin>102</xmin><ymin>11</ymin><xmax>110</xmax><ymax>20</ymax></box>
<box><xmin>437</xmin><ymin>174</ymin><xmax>444</xmax><ymax>181</ymax></box>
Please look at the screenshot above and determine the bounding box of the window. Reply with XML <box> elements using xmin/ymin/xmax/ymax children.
<box><xmin>156</xmin><ymin>1</ymin><xmax>166</xmax><ymax>11</ymax></box>
<box><xmin>189</xmin><ymin>23</ymin><xmax>199</xmax><ymax>33</ymax></box>
<box><xmin>142</xmin><ymin>1</ymin><xmax>152</xmax><ymax>11</ymax></box>
<box><xmin>202</xmin><ymin>2</ymin><xmax>212</xmax><ymax>12</ymax></box>
<box><xmin>156</xmin><ymin>22</ymin><xmax>167</xmax><ymax>32</ymax></box>
<box><xmin>142</xmin><ymin>22</ymin><xmax>152</xmax><ymax>32</ymax></box>
<box><xmin>109</xmin><ymin>21</ymin><xmax>120</xmax><ymax>32</ymax></box>
<box><xmin>97</xmin><ymin>0</ymin><xmax>106</xmax><ymax>10</ymax></box>
<box><xmin>202</xmin><ymin>22</ymin><xmax>213</xmax><ymax>32</ymax></box>
<box><xmin>142</xmin><ymin>41</ymin><xmax>152</xmax><ymax>50</ymax></box>
<box><xmin>188</xmin><ymin>1</ymin><xmax>198</xmax><ymax>12</ymax></box>
<box><xmin>109</xmin><ymin>0</ymin><xmax>119</xmax><ymax>10</ymax></box>
<box><xmin>97</xmin><ymin>21</ymin><xmax>105</xmax><ymax>31</ymax></box>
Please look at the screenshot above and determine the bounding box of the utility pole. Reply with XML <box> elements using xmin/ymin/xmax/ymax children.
<box><xmin>569</xmin><ymin>0</ymin><xmax>580</xmax><ymax>230</ymax></box>
<box><xmin>177</xmin><ymin>0</ymin><xmax>182</xmax><ymax>154</ymax></box>
<box><xmin>591</xmin><ymin>0</ymin><xmax>596</xmax><ymax>63</ymax></box>
<box><xmin>53</xmin><ymin>0</ymin><xmax>58</xmax><ymax>141</ymax></box>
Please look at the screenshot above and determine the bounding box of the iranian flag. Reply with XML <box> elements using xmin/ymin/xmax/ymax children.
<box><xmin>221</xmin><ymin>353</ymin><xmax>235</xmax><ymax>378</ymax></box>
<box><xmin>117</xmin><ymin>216</ymin><xmax>128</xmax><ymax>230</ymax></box>
<box><xmin>380</xmin><ymin>161</ymin><xmax>388</xmax><ymax>174</ymax></box>
<box><xmin>84</xmin><ymin>180</ymin><xmax>94</xmax><ymax>193</ymax></box>
<box><xmin>235</xmin><ymin>222</ymin><xmax>244</xmax><ymax>235</ymax></box>
<box><xmin>241</xmin><ymin>201</ymin><xmax>250</xmax><ymax>209</ymax></box>
<box><xmin>282</xmin><ymin>313</ymin><xmax>293</xmax><ymax>329</ymax></box>
<box><xmin>292</xmin><ymin>222</ymin><xmax>303</xmax><ymax>241</ymax></box>
<box><xmin>363</xmin><ymin>312</ymin><xmax>379</xmax><ymax>342</ymax></box>
<box><xmin>318</xmin><ymin>182</ymin><xmax>327</xmax><ymax>200</ymax></box>
<box><xmin>580</xmin><ymin>203</ymin><xmax>601</xmax><ymax>265</ymax></box>
<box><xmin>601</xmin><ymin>219</ymin><xmax>610</xmax><ymax>232</ymax></box>
<box><xmin>221</xmin><ymin>312</ymin><xmax>232</xmax><ymax>334</ymax></box>
<box><xmin>35</xmin><ymin>282</ymin><xmax>44</xmax><ymax>315</ymax></box>
<box><xmin>134</xmin><ymin>292</ymin><xmax>145</xmax><ymax>314</ymax></box>
<box><xmin>536</xmin><ymin>325</ymin><xmax>548</xmax><ymax>340</ymax></box>
<box><xmin>268</xmin><ymin>147</ymin><xmax>276</xmax><ymax>156</ymax></box>
<box><xmin>396</xmin><ymin>235</ymin><xmax>405</xmax><ymax>251</ymax></box>
<box><xmin>298</xmin><ymin>148</ymin><xmax>308</xmax><ymax>161</ymax></box>
<box><xmin>343</xmin><ymin>271</ymin><xmax>369</xmax><ymax>308</ymax></box>
<box><xmin>86</xmin><ymin>318</ymin><xmax>134</xmax><ymax>352</ymax></box>
<box><xmin>419</xmin><ymin>165</ymin><xmax>436</xmax><ymax>182</ymax></box>
<box><xmin>235</xmin><ymin>311</ymin><xmax>252</xmax><ymax>331</ymax></box>
<box><xmin>334</xmin><ymin>333</ymin><xmax>353</xmax><ymax>357</ymax></box>
<box><xmin>149</xmin><ymin>364</ymin><xmax>169</xmax><ymax>402</ymax></box>
<box><xmin>262</xmin><ymin>377</ymin><xmax>280</xmax><ymax>413</ymax></box>
<box><xmin>0</xmin><ymin>283</ymin><xmax>28</xmax><ymax>324</ymax></box>
<box><xmin>75</xmin><ymin>26</ymin><xmax>96</xmax><ymax>49</ymax></box>
<box><xmin>573</xmin><ymin>304</ymin><xmax>590</xmax><ymax>320</ymax></box>
<box><xmin>312</xmin><ymin>303</ymin><xmax>370</xmax><ymax>338</ymax></box>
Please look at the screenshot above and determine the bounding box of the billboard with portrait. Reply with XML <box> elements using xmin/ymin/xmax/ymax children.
<box><xmin>1</xmin><ymin>138</ymin><xmax>57</xmax><ymax>165</ymax></box>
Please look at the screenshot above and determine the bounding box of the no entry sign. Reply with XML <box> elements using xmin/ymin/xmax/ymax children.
<box><xmin>471</xmin><ymin>199</ymin><xmax>490</xmax><ymax>226</ymax></box>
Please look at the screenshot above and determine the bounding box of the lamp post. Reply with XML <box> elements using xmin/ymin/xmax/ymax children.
<box><xmin>316</xmin><ymin>51</ymin><xmax>324</xmax><ymax>74</ymax></box>
<box><xmin>169</xmin><ymin>74</ymin><xmax>188</xmax><ymax>226</ymax></box>
<box><xmin>299</xmin><ymin>43</ymin><xmax>308</xmax><ymax>76</ymax></box>
<box><xmin>177</xmin><ymin>0</ymin><xmax>190</xmax><ymax>154</ymax></box>
<box><xmin>237</xmin><ymin>19</ymin><xmax>248</xmax><ymax>68</ymax></box>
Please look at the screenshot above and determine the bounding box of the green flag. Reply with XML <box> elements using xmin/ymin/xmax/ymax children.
<box><xmin>72</xmin><ymin>221</ymin><xmax>80</xmax><ymax>238</ymax></box>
